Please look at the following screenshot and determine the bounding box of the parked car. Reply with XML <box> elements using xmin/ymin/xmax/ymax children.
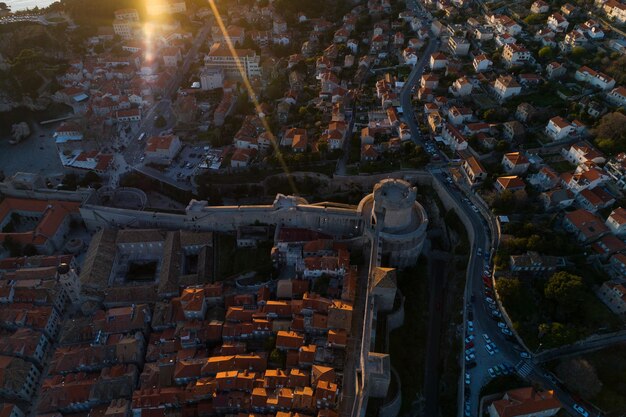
<box><xmin>573</xmin><ymin>404</ymin><xmax>589</xmax><ymax>417</ymax></box>
<box><xmin>520</xmin><ymin>352</ymin><xmax>531</xmax><ymax>359</ymax></box>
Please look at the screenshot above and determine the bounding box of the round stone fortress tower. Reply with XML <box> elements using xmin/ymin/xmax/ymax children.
<box><xmin>358</xmin><ymin>178</ymin><xmax>428</xmax><ymax>268</ymax></box>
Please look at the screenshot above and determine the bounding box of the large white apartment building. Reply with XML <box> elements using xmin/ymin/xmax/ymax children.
<box><xmin>204</xmin><ymin>43</ymin><xmax>261</xmax><ymax>80</ymax></box>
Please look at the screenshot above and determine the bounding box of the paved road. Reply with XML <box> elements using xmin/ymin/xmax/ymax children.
<box><xmin>114</xmin><ymin>23</ymin><xmax>211</xmax><ymax>184</ymax></box>
<box><xmin>430</xmin><ymin>168</ymin><xmax>602</xmax><ymax>417</ymax></box>
<box><xmin>398</xmin><ymin>0</ymin><xmax>439</xmax><ymax>146</ymax></box>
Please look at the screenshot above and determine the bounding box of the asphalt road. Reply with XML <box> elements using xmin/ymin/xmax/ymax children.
<box><xmin>431</xmin><ymin>169</ymin><xmax>601</xmax><ymax>417</ymax></box>
<box><xmin>120</xmin><ymin>23</ymin><xmax>211</xmax><ymax>172</ymax></box>
<box><xmin>399</xmin><ymin>0</ymin><xmax>439</xmax><ymax>147</ymax></box>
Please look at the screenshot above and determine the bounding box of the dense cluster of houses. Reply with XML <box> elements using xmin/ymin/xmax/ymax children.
<box><xmin>0</xmin><ymin>221</ymin><xmax>369</xmax><ymax>417</ymax></box>
<box><xmin>409</xmin><ymin>0</ymin><xmax>626</xmax><ymax>323</ymax></box>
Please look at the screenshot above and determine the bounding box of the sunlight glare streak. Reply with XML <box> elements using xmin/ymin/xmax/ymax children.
<box><xmin>207</xmin><ymin>0</ymin><xmax>298</xmax><ymax>195</ymax></box>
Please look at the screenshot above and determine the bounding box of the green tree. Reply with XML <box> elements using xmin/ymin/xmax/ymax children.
<box><xmin>496</xmin><ymin>277</ymin><xmax>521</xmax><ymax>300</ymax></box>
<box><xmin>269</xmin><ymin>348</ymin><xmax>286</xmax><ymax>368</ymax></box>
<box><xmin>538</xmin><ymin>46</ymin><xmax>554</xmax><ymax>60</ymax></box>
<box><xmin>571</xmin><ymin>46</ymin><xmax>587</xmax><ymax>61</ymax></box>
<box><xmin>556</xmin><ymin>358</ymin><xmax>603</xmax><ymax>397</ymax></box>
<box><xmin>495</xmin><ymin>140</ymin><xmax>510</xmax><ymax>152</ymax></box>
<box><xmin>317</xmin><ymin>140</ymin><xmax>328</xmax><ymax>155</ymax></box>
<box><xmin>154</xmin><ymin>115</ymin><xmax>167</xmax><ymax>128</ymax></box>
<box><xmin>594</xmin><ymin>112</ymin><xmax>626</xmax><ymax>154</ymax></box>
<box><xmin>0</xmin><ymin>2</ymin><xmax>10</xmax><ymax>11</ymax></box>
<box><xmin>538</xmin><ymin>322</ymin><xmax>578</xmax><ymax>347</ymax></box>
<box><xmin>524</xmin><ymin>13</ymin><xmax>544</xmax><ymax>25</ymax></box>
<box><xmin>544</xmin><ymin>271</ymin><xmax>586</xmax><ymax>317</ymax></box>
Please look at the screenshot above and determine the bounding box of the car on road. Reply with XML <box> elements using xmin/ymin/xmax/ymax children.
<box><xmin>465</xmin><ymin>373</ymin><xmax>471</xmax><ymax>385</ymax></box>
<box><xmin>520</xmin><ymin>352</ymin><xmax>531</xmax><ymax>359</ymax></box>
<box><xmin>477</xmin><ymin>248</ymin><xmax>482</xmax><ymax>256</ymax></box>
<box><xmin>573</xmin><ymin>404</ymin><xmax>589</xmax><ymax>417</ymax></box>
<box><xmin>482</xmin><ymin>333</ymin><xmax>491</xmax><ymax>342</ymax></box>
<box><xmin>544</xmin><ymin>372</ymin><xmax>558</xmax><ymax>384</ymax></box>
<box><xmin>494</xmin><ymin>365</ymin><xmax>508</xmax><ymax>375</ymax></box>
<box><xmin>488</xmin><ymin>368</ymin><xmax>496</xmax><ymax>378</ymax></box>
<box><xmin>472</xmin><ymin>205</ymin><xmax>479</xmax><ymax>212</ymax></box>
<box><xmin>467</xmin><ymin>321</ymin><xmax>474</xmax><ymax>332</ymax></box>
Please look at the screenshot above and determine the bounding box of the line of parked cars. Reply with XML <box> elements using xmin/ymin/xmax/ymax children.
<box><xmin>487</xmin><ymin>363</ymin><xmax>514</xmax><ymax>378</ymax></box>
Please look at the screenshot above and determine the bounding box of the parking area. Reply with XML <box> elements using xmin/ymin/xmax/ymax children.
<box><xmin>137</xmin><ymin>143</ymin><xmax>223</xmax><ymax>185</ymax></box>
<box><xmin>463</xmin><ymin>257</ymin><xmax>526</xmax><ymax>416</ymax></box>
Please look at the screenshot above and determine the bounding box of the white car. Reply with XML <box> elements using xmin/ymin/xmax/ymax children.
<box><xmin>485</xmin><ymin>344</ymin><xmax>494</xmax><ymax>355</ymax></box>
<box><xmin>573</xmin><ymin>405</ymin><xmax>589</xmax><ymax>417</ymax></box>
<box><xmin>520</xmin><ymin>352</ymin><xmax>531</xmax><ymax>359</ymax></box>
